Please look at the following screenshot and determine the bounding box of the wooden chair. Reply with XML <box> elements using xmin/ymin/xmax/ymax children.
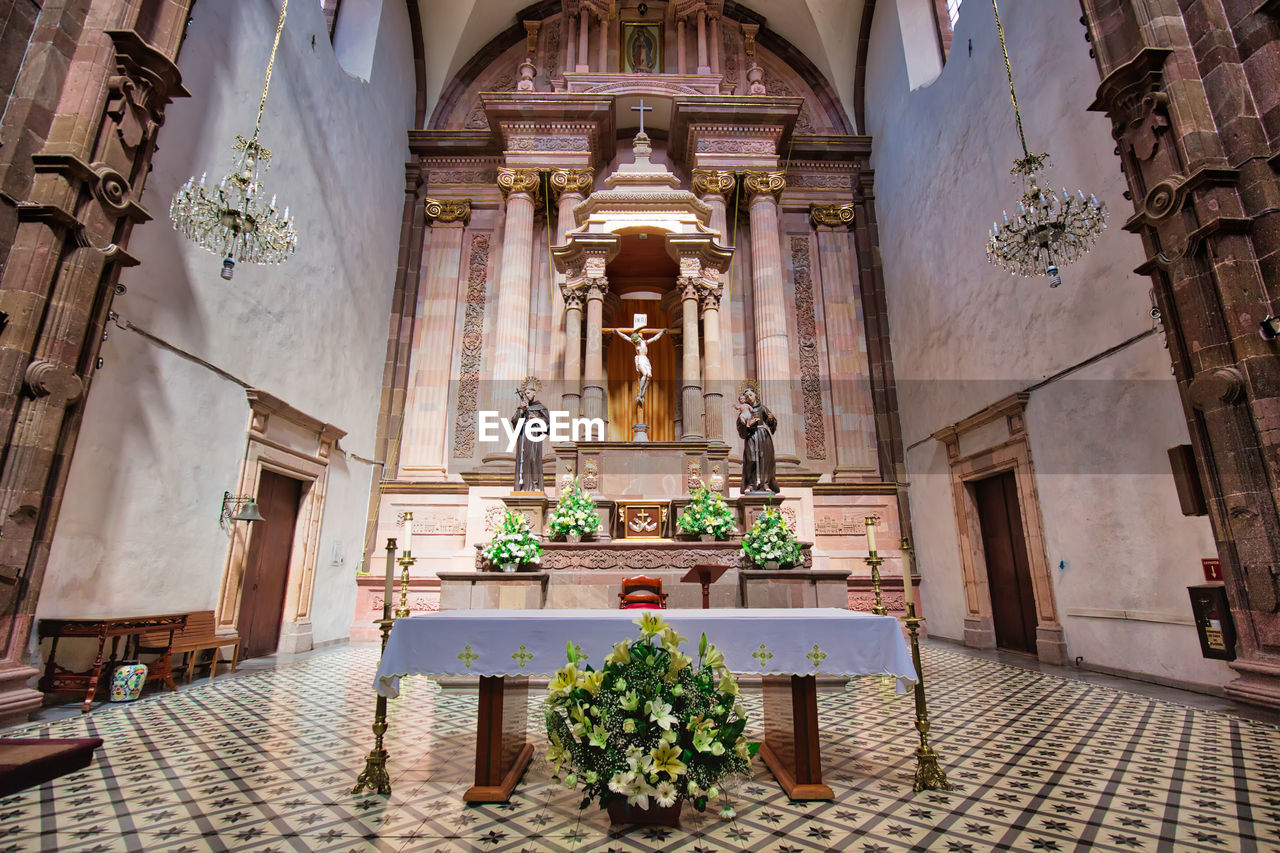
<box><xmin>618</xmin><ymin>576</ymin><xmax>668</xmax><ymax>609</ymax></box>
<box><xmin>138</xmin><ymin>611</ymin><xmax>240</xmax><ymax>683</ymax></box>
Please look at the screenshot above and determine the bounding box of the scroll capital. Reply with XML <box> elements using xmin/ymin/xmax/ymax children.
<box><xmin>549</xmin><ymin>168</ymin><xmax>594</xmax><ymax>201</ymax></box>
<box><xmin>690</xmin><ymin>169</ymin><xmax>736</xmax><ymax>201</ymax></box>
<box><xmin>743</xmin><ymin>170</ymin><xmax>786</xmax><ymax>202</ymax></box>
<box><xmin>808</xmin><ymin>203</ymin><xmax>854</xmax><ymax>229</ymax></box>
<box><xmin>497</xmin><ymin>167</ymin><xmax>542</xmax><ymax>201</ymax></box>
<box><xmin>424</xmin><ymin>198</ymin><xmax>472</xmax><ymax>225</ymax></box>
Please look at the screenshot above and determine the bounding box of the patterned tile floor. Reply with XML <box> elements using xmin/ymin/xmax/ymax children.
<box><xmin>3</xmin><ymin>641</ymin><xmax>1279</xmax><ymax>852</ymax></box>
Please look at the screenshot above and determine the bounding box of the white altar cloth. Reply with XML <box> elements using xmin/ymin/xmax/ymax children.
<box><xmin>374</xmin><ymin>608</ymin><xmax>916</xmax><ymax>697</ymax></box>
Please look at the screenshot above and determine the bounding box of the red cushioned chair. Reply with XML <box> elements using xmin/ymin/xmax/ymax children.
<box><xmin>618</xmin><ymin>576</ymin><xmax>668</xmax><ymax>609</ymax></box>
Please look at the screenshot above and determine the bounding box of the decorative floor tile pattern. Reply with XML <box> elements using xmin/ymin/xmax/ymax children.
<box><xmin>2</xmin><ymin>643</ymin><xmax>1278</xmax><ymax>852</ymax></box>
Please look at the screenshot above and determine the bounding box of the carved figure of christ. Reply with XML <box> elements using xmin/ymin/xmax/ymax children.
<box><xmin>609</xmin><ymin>326</ymin><xmax>667</xmax><ymax>405</ymax></box>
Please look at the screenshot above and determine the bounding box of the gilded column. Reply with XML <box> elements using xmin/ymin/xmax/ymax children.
<box><xmin>494</xmin><ymin>168</ymin><xmax>542</xmax><ymax>390</ymax></box>
<box><xmin>691</xmin><ymin>169</ymin><xmax>737</xmax><ymax>443</ymax></box>
<box><xmin>811</xmin><ymin>203</ymin><xmax>876</xmax><ymax>477</ymax></box>
<box><xmin>679</xmin><ymin>275</ymin><xmax>704</xmax><ymax>439</ymax></box>
<box><xmin>744</xmin><ymin>170</ymin><xmax>796</xmax><ymax>459</ymax></box>
<box><xmin>699</xmin><ymin>277</ymin><xmax>726</xmax><ymax>443</ymax></box>
<box><xmin>402</xmin><ymin>199</ymin><xmax>472</xmax><ymax>475</ymax></box>
<box><xmin>583</xmin><ymin>276</ymin><xmax>609</xmax><ymax>422</ymax></box>
<box><xmin>551</xmin><ymin>169</ymin><xmax>594</xmax><ymax>415</ymax></box>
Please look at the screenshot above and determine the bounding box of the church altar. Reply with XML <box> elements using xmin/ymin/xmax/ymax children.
<box><xmin>375</xmin><ymin>608</ymin><xmax>915</xmax><ymax>802</ymax></box>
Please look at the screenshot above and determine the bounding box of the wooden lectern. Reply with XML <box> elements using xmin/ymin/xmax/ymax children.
<box><xmin>680</xmin><ymin>564</ymin><xmax>729</xmax><ymax>609</ymax></box>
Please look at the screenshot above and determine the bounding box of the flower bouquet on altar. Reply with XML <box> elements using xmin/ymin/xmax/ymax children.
<box><xmin>483</xmin><ymin>509</ymin><xmax>542</xmax><ymax>572</ymax></box>
<box><xmin>676</xmin><ymin>484</ymin><xmax>737</xmax><ymax>541</ymax></box>
<box><xmin>547</xmin><ymin>477</ymin><xmax>600</xmax><ymax>542</ymax></box>
<box><xmin>741</xmin><ymin>505</ymin><xmax>802</xmax><ymax>570</ymax></box>
<box><xmin>544</xmin><ymin>613</ymin><xmax>757</xmax><ymax>826</ymax></box>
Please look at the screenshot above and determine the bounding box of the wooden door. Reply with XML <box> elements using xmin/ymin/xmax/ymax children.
<box><xmin>974</xmin><ymin>471</ymin><xmax>1039</xmax><ymax>655</ymax></box>
<box><xmin>239</xmin><ymin>470</ymin><xmax>302</xmax><ymax>660</ymax></box>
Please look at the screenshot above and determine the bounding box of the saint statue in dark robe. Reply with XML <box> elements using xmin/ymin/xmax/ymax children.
<box><xmin>512</xmin><ymin>377</ymin><xmax>549</xmax><ymax>493</ymax></box>
<box><xmin>737</xmin><ymin>385</ymin><xmax>779</xmax><ymax>494</ymax></box>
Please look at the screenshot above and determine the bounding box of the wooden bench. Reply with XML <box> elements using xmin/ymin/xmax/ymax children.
<box><xmin>139</xmin><ymin>611</ymin><xmax>240</xmax><ymax>683</ymax></box>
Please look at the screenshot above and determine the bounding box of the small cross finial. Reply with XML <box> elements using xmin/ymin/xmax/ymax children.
<box><xmin>630</xmin><ymin>99</ymin><xmax>653</xmax><ymax>135</ymax></box>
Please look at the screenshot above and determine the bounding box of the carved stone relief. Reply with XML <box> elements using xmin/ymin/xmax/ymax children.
<box><xmin>790</xmin><ymin>236</ymin><xmax>826</xmax><ymax>460</ymax></box>
<box><xmin>452</xmin><ymin>234</ymin><xmax>490</xmax><ymax>458</ymax></box>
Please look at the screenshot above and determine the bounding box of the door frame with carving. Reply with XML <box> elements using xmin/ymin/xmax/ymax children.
<box><xmin>217</xmin><ymin>390</ymin><xmax>346</xmax><ymax>654</ymax></box>
<box><xmin>932</xmin><ymin>393</ymin><xmax>1067</xmax><ymax>664</ymax></box>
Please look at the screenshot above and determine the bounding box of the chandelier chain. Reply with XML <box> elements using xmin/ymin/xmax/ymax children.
<box><xmin>253</xmin><ymin>0</ymin><xmax>290</xmax><ymax>144</ymax></box>
<box><xmin>992</xmin><ymin>0</ymin><xmax>1029</xmax><ymax>161</ymax></box>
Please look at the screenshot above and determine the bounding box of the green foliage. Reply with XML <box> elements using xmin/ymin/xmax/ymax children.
<box><xmin>675</xmin><ymin>484</ymin><xmax>737</xmax><ymax>540</ymax></box>
<box><xmin>482</xmin><ymin>509</ymin><xmax>543</xmax><ymax>567</ymax></box>
<box><xmin>544</xmin><ymin>616</ymin><xmax>755</xmax><ymax>813</ymax></box>
<box><xmin>740</xmin><ymin>506</ymin><xmax>802</xmax><ymax>567</ymax></box>
<box><xmin>547</xmin><ymin>477</ymin><xmax>601</xmax><ymax>538</ymax></box>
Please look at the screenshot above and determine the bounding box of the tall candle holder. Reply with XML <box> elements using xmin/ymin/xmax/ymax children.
<box><xmin>865</xmin><ymin>551</ymin><xmax>888</xmax><ymax>616</ymax></box>
<box><xmin>864</xmin><ymin>516</ymin><xmax>887</xmax><ymax>615</ymax></box>
<box><xmin>902</xmin><ymin>599</ymin><xmax>952</xmax><ymax>792</ymax></box>
<box><xmin>396</xmin><ymin>511</ymin><xmax>414</xmax><ymax>619</ymax></box>
<box><xmin>395</xmin><ymin>551</ymin><xmax>415</xmax><ymax>619</ymax></box>
<box><xmin>353</xmin><ymin>537</ymin><xmax>398</xmax><ymax>795</ymax></box>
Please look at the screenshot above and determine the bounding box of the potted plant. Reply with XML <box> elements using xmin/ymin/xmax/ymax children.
<box><xmin>544</xmin><ymin>613</ymin><xmax>757</xmax><ymax>826</ymax></box>
<box><xmin>483</xmin><ymin>509</ymin><xmax>543</xmax><ymax>572</ymax></box>
<box><xmin>547</xmin><ymin>477</ymin><xmax>600</xmax><ymax>543</ymax></box>
<box><xmin>741</xmin><ymin>505</ymin><xmax>802</xmax><ymax>569</ymax></box>
<box><xmin>676</xmin><ymin>484</ymin><xmax>736</xmax><ymax>542</ymax></box>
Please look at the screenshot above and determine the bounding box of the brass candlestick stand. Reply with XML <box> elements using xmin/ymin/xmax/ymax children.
<box><xmin>902</xmin><ymin>600</ymin><xmax>952</xmax><ymax>792</ymax></box>
<box><xmin>865</xmin><ymin>550</ymin><xmax>888</xmax><ymax>616</ymax></box>
<box><xmin>353</xmin><ymin>538</ymin><xmax>398</xmax><ymax>796</ymax></box>
<box><xmin>395</xmin><ymin>550</ymin><xmax>415</xmax><ymax>619</ymax></box>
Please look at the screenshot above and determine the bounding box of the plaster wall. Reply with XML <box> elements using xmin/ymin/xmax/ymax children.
<box><xmin>865</xmin><ymin>0</ymin><xmax>1222</xmax><ymax>686</ymax></box>
<box><xmin>36</xmin><ymin>0</ymin><xmax>415</xmax><ymax>651</ymax></box>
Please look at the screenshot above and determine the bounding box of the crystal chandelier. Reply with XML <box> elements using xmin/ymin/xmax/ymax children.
<box><xmin>170</xmin><ymin>0</ymin><xmax>297</xmax><ymax>280</ymax></box>
<box><xmin>985</xmin><ymin>0</ymin><xmax>1106</xmax><ymax>287</ymax></box>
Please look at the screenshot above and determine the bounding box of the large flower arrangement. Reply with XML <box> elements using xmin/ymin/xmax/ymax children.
<box><xmin>741</xmin><ymin>506</ymin><xmax>802</xmax><ymax>568</ymax></box>
<box><xmin>545</xmin><ymin>613</ymin><xmax>756</xmax><ymax>815</ymax></box>
<box><xmin>483</xmin><ymin>509</ymin><xmax>543</xmax><ymax>568</ymax></box>
<box><xmin>547</xmin><ymin>477</ymin><xmax>601</xmax><ymax>539</ymax></box>
<box><xmin>676</xmin><ymin>484</ymin><xmax>737</xmax><ymax>540</ymax></box>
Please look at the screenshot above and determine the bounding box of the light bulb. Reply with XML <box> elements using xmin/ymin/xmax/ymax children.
<box><xmin>221</xmin><ymin>255</ymin><xmax>235</xmax><ymax>280</ymax></box>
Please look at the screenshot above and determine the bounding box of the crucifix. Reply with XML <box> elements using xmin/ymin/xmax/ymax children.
<box><xmin>631</xmin><ymin>100</ymin><xmax>653</xmax><ymax>135</ymax></box>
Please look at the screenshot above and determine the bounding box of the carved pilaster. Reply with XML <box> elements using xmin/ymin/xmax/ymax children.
<box><xmin>809</xmin><ymin>203</ymin><xmax>855</xmax><ymax>229</ymax></box>
<box><xmin>424</xmin><ymin>198</ymin><xmax>472</xmax><ymax>225</ymax></box>
<box><xmin>497</xmin><ymin>167</ymin><xmax>543</xmax><ymax>202</ymax></box>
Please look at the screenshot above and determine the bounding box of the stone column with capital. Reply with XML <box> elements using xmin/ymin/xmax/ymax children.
<box><xmin>550</xmin><ymin>168</ymin><xmax>593</xmax><ymax>412</ymax></box>
<box><xmin>699</xmin><ymin>277</ymin><xmax>726</xmax><ymax>443</ymax></box>
<box><xmin>691</xmin><ymin>169</ymin><xmax>737</xmax><ymax>442</ymax></box>
<box><xmin>810</xmin><ymin>203</ymin><xmax>876</xmax><ymax>478</ymax></box>
<box><xmin>583</xmin><ymin>276</ymin><xmax>609</xmax><ymax>422</ymax></box>
<box><xmin>597</xmin><ymin>11</ymin><xmax>608</xmax><ymax>73</ymax></box>
<box><xmin>677</xmin><ymin>19</ymin><xmax>687</xmax><ymax>74</ymax></box>
<box><xmin>678</xmin><ymin>275</ymin><xmax>704</xmax><ymax>439</ymax></box>
<box><xmin>696</xmin><ymin>9</ymin><xmax>710</xmax><ymax>74</ymax></box>
<box><xmin>402</xmin><ymin>199</ymin><xmax>472</xmax><ymax>476</ymax></box>
<box><xmin>743</xmin><ymin>170</ymin><xmax>796</xmax><ymax>460</ymax></box>
<box><xmin>494</xmin><ymin>168</ymin><xmax>542</xmax><ymax>394</ymax></box>
<box><xmin>578</xmin><ymin>9</ymin><xmax>590</xmax><ymax>71</ymax></box>
<box><xmin>561</xmin><ymin>286</ymin><xmax>585</xmax><ymax>416</ymax></box>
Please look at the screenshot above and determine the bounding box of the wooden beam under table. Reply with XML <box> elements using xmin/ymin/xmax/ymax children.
<box><xmin>465</xmin><ymin>675</ymin><xmax>534</xmax><ymax>803</ymax></box>
<box><xmin>759</xmin><ymin>675</ymin><xmax>834</xmax><ymax>800</ymax></box>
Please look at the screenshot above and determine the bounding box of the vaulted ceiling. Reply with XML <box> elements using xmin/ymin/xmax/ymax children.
<box><xmin>413</xmin><ymin>0</ymin><xmax>871</xmax><ymax>130</ymax></box>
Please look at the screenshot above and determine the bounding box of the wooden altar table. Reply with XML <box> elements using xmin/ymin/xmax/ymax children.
<box><xmin>38</xmin><ymin>614</ymin><xmax>188</xmax><ymax>712</ymax></box>
<box><xmin>375</xmin><ymin>608</ymin><xmax>916</xmax><ymax>802</ymax></box>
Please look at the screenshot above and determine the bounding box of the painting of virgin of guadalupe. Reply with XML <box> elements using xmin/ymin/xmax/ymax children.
<box><xmin>622</xmin><ymin>23</ymin><xmax>662</xmax><ymax>73</ymax></box>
